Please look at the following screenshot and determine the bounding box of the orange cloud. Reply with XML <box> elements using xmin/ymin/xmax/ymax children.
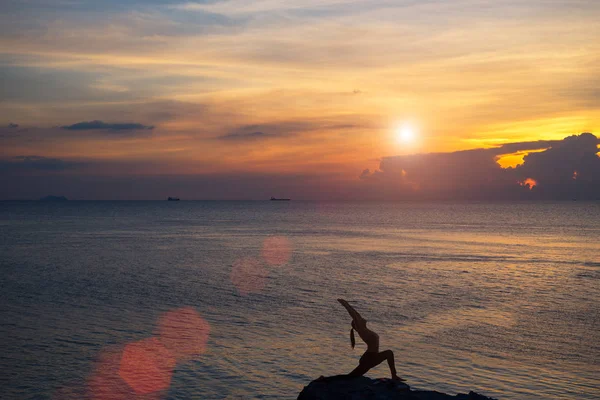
<box><xmin>519</xmin><ymin>178</ymin><xmax>537</xmax><ymax>190</ymax></box>
<box><xmin>495</xmin><ymin>149</ymin><xmax>548</xmax><ymax>168</ymax></box>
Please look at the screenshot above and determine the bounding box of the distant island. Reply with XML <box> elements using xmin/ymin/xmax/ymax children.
<box><xmin>167</xmin><ymin>197</ymin><xmax>180</xmax><ymax>201</ymax></box>
<box><xmin>40</xmin><ymin>195</ymin><xmax>68</xmax><ymax>202</ymax></box>
<box><xmin>270</xmin><ymin>197</ymin><xmax>290</xmax><ymax>201</ymax></box>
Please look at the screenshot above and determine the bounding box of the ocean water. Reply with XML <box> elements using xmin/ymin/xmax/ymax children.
<box><xmin>1</xmin><ymin>201</ymin><xmax>599</xmax><ymax>400</ymax></box>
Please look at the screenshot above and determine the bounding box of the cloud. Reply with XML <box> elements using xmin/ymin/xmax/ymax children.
<box><xmin>219</xmin><ymin>122</ymin><xmax>317</xmax><ymax>140</ymax></box>
<box><xmin>359</xmin><ymin>168</ymin><xmax>371</xmax><ymax>179</ymax></box>
<box><xmin>1</xmin><ymin>123</ymin><xmax>22</xmax><ymax>137</ymax></box>
<box><xmin>218</xmin><ymin>130</ymin><xmax>274</xmax><ymax>141</ymax></box>
<box><xmin>217</xmin><ymin>120</ymin><xmax>368</xmax><ymax>141</ymax></box>
<box><xmin>171</xmin><ymin>0</ymin><xmax>355</xmax><ymax>15</ymax></box>
<box><xmin>0</xmin><ymin>66</ymin><xmax>142</xmax><ymax>104</ymax></box>
<box><xmin>0</xmin><ymin>155</ymin><xmax>84</xmax><ymax>172</ymax></box>
<box><xmin>216</xmin><ymin>123</ymin><xmax>299</xmax><ymax>141</ymax></box>
<box><xmin>360</xmin><ymin>133</ymin><xmax>600</xmax><ymax>200</ymax></box>
<box><xmin>491</xmin><ymin>139</ymin><xmax>561</xmax><ymax>155</ymax></box>
<box><xmin>61</xmin><ymin>120</ymin><xmax>154</xmax><ymax>131</ymax></box>
<box><xmin>513</xmin><ymin>133</ymin><xmax>600</xmax><ymax>193</ymax></box>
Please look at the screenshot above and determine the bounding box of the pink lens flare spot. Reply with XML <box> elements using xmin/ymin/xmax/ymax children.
<box><xmin>230</xmin><ymin>257</ymin><xmax>268</xmax><ymax>296</ymax></box>
<box><xmin>118</xmin><ymin>338</ymin><xmax>176</xmax><ymax>395</ymax></box>
<box><xmin>88</xmin><ymin>346</ymin><xmax>163</xmax><ymax>400</ymax></box>
<box><xmin>261</xmin><ymin>236</ymin><xmax>292</xmax><ymax>266</ymax></box>
<box><xmin>157</xmin><ymin>307</ymin><xmax>211</xmax><ymax>362</ymax></box>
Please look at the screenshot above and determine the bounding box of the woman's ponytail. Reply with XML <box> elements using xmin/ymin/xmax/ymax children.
<box><xmin>350</xmin><ymin>327</ymin><xmax>355</xmax><ymax>349</ymax></box>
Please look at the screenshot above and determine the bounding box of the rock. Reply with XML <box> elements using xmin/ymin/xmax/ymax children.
<box><xmin>297</xmin><ymin>376</ymin><xmax>497</xmax><ymax>400</ymax></box>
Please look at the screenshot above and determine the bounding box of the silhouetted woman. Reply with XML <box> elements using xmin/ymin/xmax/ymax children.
<box><xmin>337</xmin><ymin>298</ymin><xmax>404</xmax><ymax>381</ymax></box>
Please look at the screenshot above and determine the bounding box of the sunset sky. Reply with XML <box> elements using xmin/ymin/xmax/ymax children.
<box><xmin>1</xmin><ymin>0</ymin><xmax>599</xmax><ymax>199</ymax></box>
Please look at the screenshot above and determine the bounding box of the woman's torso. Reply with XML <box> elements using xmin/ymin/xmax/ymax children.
<box><xmin>357</xmin><ymin>327</ymin><xmax>379</xmax><ymax>352</ymax></box>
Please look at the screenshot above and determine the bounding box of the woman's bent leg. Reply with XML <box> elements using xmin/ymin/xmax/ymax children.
<box><xmin>381</xmin><ymin>350</ymin><xmax>398</xmax><ymax>378</ymax></box>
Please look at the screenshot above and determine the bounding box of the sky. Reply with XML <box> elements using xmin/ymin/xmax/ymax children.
<box><xmin>1</xmin><ymin>0</ymin><xmax>599</xmax><ymax>200</ymax></box>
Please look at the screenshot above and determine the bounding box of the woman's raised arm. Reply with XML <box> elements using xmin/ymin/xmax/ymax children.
<box><xmin>337</xmin><ymin>298</ymin><xmax>365</xmax><ymax>323</ymax></box>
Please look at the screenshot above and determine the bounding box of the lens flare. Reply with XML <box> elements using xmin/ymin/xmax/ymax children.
<box><xmin>88</xmin><ymin>346</ymin><xmax>164</xmax><ymax>400</ymax></box>
<box><xmin>261</xmin><ymin>236</ymin><xmax>292</xmax><ymax>266</ymax></box>
<box><xmin>230</xmin><ymin>257</ymin><xmax>268</xmax><ymax>296</ymax></box>
<box><xmin>118</xmin><ymin>338</ymin><xmax>176</xmax><ymax>395</ymax></box>
<box><xmin>157</xmin><ymin>307</ymin><xmax>210</xmax><ymax>362</ymax></box>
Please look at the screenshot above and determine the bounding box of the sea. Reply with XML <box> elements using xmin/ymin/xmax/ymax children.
<box><xmin>1</xmin><ymin>201</ymin><xmax>599</xmax><ymax>400</ymax></box>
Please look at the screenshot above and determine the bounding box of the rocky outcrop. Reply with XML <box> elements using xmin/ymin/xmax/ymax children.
<box><xmin>298</xmin><ymin>376</ymin><xmax>496</xmax><ymax>400</ymax></box>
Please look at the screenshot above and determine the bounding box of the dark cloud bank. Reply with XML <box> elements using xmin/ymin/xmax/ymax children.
<box><xmin>360</xmin><ymin>133</ymin><xmax>600</xmax><ymax>200</ymax></box>
<box><xmin>0</xmin><ymin>133</ymin><xmax>598</xmax><ymax>200</ymax></box>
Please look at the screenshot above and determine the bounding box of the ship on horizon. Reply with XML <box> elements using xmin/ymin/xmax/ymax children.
<box><xmin>167</xmin><ymin>197</ymin><xmax>180</xmax><ymax>201</ymax></box>
<box><xmin>270</xmin><ymin>196</ymin><xmax>290</xmax><ymax>201</ymax></box>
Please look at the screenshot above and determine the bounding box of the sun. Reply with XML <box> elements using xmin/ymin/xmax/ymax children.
<box><xmin>396</xmin><ymin>123</ymin><xmax>417</xmax><ymax>144</ymax></box>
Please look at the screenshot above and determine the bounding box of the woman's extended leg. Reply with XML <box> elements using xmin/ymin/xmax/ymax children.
<box><xmin>347</xmin><ymin>361</ymin><xmax>371</xmax><ymax>377</ymax></box>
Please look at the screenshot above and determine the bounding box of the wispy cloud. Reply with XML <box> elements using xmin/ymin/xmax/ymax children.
<box><xmin>216</xmin><ymin>120</ymin><xmax>369</xmax><ymax>141</ymax></box>
<box><xmin>61</xmin><ymin>120</ymin><xmax>154</xmax><ymax>131</ymax></box>
<box><xmin>0</xmin><ymin>155</ymin><xmax>84</xmax><ymax>172</ymax></box>
<box><xmin>218</xmin><ymin>130</ymin><xmax>274</xmax><ymax>141</ymax></box>
<box><xmin>171</xmin><ymin>0</ymin><xmax>378</xmax><ymax>15</ymax></box>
